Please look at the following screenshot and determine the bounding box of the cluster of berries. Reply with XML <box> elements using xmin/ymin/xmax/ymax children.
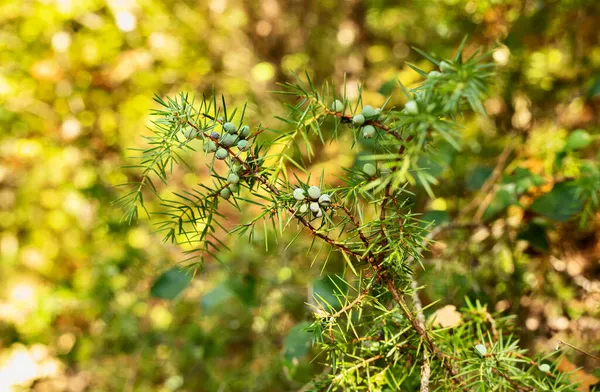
<box><xmin>200</xmin><ymin>121</ymin><xmax>252</xmax><ymax>161</ymax></box>
<box><xmin>361</xmin><ymin>162</ymin><xmax>392</xmax><ymax>178</ymax></box>
<box><xmin>184</xmin><ymin>120</ymin><xmax>253</xmax><ymax>200</ymax></box>
<box><xmin>219</xmin><ymin>162</ymin><xmax>242</xmax><ymax>200</ymax></box>
<box><xmin>292</xmin><ymin>185</ymin><xmax>331</xmax><ymax>218</ymax></box>
<box><xmin>330</xmin><ymin>100</ymin><xmax>383</xmax><ymax>139</ymax></box>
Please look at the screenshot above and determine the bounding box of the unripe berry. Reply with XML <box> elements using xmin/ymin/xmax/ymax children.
<box><xmin>220</xmin><ymin>188</ymin><xmax>231</xmax><ymax>199</ymax></box>
<box><xmin>239</xmin><ymin>125</ymin><xmax>250</xmax><ymax>139</ymax></box>
<box><xmin>307</xmin><ymin>186</ymin><xmax>321</xmax><ymax>200</ymax></box>
<box><xmin>293</xmin><ymin>188</ymin><xmax>306</xmax><ymax>201</ymax></box>
<box><xmin>439</xmin><ymin>61</ymin><xmax>453</xmax><ymax>72</ymax></box>
<box><xmin>237</xmin><ymin>140</ymin><xmax>250</xmax><ymax>151</ymax></box>
<box><xmin>299</xmin><ymin>203</ymin><xmax>309</xmax><ymax>214</ymax></box>
<box><xmin>221</xmin><ymin>134</ymin><xmax>237</xmax><ymax>147</ymax></box>
<box><xmin>374</xmin><ymin>108</ymin><xmax>381</xmax><ymax>116</ymax></box>
<box><xmin>363</xmin><ymin>163</ymin><xmax>377</xmax><ymax>177</ymax></box>
<box><xmin>215</xmin><ymin>148</ymin><xmax>228</xmax><ymax>160</ymax></box>
<box><xmin>352</xmin><ymin>114</ymin><xmax>365</xmax><ymax>126</ymax></box>
<box><xmin>362</xmin><ymin>125</ymin><xmax>376</xmax><ymax>139</ymax></box>
<box><xmin>362</xmin><ymin>105</ymin><xmax>376</xmax><ymax>118</ymax></box>
<box><xmin>210</xmin><ymin>131</ymin><xmax>221</xmax><ymax>140</ymax></box>
<box><xmin>203</xmin><ymin>141</ymin><xmax>217</xmax><ymax>153</ymax></box>
<box><xmin>331</xmin><ymin>99</ymin><xmax>344</xmax><ymax>112</ymax></box>
<box><xmin>315</xmin><ymin>208</ymin><xmax>323</xmax><ymax>218</ymax></box>
<box><xmin>223</xmin><ymin>122</ymin><xmax>237</xmax><ymax>134</ymax></box>
<box><xmin>228</xmin><ymin>173</ymin><xmax>240</xmax><ymax>184</ymax></box>
<box><xmin>318</xmin><ymin>194</ymin><xmax>331</xmax><ymax>207</ymax></box>
<box><xmin>310</xmin><ymin>202</ymin><xmax>321</xmax><ymax>215</ymax></box>
<box><xmin>428</xmin><ymin>70</ymin><xmax>442</xmax><ymax>78</ymax></box>
<box><xmin>231</xmin><ymin>163</ymin><xmax>242</xmax><ymax>173</ymax></box>
<box><xmin>184</xmin><ymin>127</ymin><xmax>198</xmax><ymax>139</ymax></box>
<box><xmin>228</xmin><ymin>183</ymin><xmax>239</xmax><ymax>192</ymax></box>
<box><xmin>404</xmin><ymin>100</ymin><xmax>418</xmax><ymax>115</ymax></box>
<box><xmin>380</xmin><ymin>166</ymin><xmax>392</xmax><ymax>176</ymax></box>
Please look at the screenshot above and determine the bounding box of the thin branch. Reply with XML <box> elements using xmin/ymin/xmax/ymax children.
<box><xmin>556</xmin><ymin>340</ymin><xmax>600</xmax><ymax>361</ymax></box>
<box><xmin>461</xmin><ymin>142</ymin><xmax>513</xmax><ymax>222</ymax></box>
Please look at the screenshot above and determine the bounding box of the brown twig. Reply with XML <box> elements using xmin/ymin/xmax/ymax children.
<box><xmin>491</xmin><ymin>368</ymin><xmax>533</xmax><ymax>392</ymax></box>
<box><xmin>333</xmin><ymin>203</ymin><xmax>370</xmax><ymax>248</ymax></box>
<box><xmin>556</xmin><ymin>340</ymin><xmax>600</xmax><ymax>361</ymax></box>
<box><xmin>465</xmin><ymin>143</ymin><xmax>514</xmax><ymax>222</ymax></box>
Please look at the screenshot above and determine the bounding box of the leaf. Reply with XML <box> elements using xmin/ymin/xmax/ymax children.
<box><xmin>429</xmin><ymin>305</ymin><xmax>462</xmax><ymax>328</ymax></box>
<box><xmin>504</xmin><ymin>167</ymin><xmax>544</xmax><ymax>194</ymax></box>
<box><xmin>201</xmin><ymin>283</ymin><xmax>234</xmax><ymax>312</ymax></box>
<box><xmin>283</xmin><ymin>321</ymin><xmax>312</xmax><ymax>363</ymax></box>
<box><xmin>564</xmin><ymin>130</ymin><xmax>591</xmax><ymax>151</ymax></box>
<box><xmin>588</xmin><ymin>74</ymin><xmax>600</xmax><ymax>97</ymax></box>
<box><xmin>378</xmin><ymin>78</ymin><xmax>396</xmax><ymax>95</ymax></box>
<box><xmin>518</xmin><ymin>223</ymin><xmax>549</xmax><ymax>251</ymax></box>
<box><xmin>150</xmin><ymin>267</ymin><xmax>192</xmax><ymax>300</ymax></box>
<box><xmin>530</xmin><ymin>182</ymin><xmax>583</xmax><ymax>222</ymax></box>
<box><xmin>466</xmin><ymin>166</ymin><xmax>493</xmax><ymax>191</ymax></box>
<box><xmin>311</xmin><ymin>275</ymin><xmax>348</xmax><ymax>311</ymax></box>
<box><xmin>483</xmin><ymin>184</ymin><xmax>518</xmax><ymax>221</ymax></box>
<box><xmin>227</xmin><ymin>275</ymin><xmax>257</xmax><ymax>307</ymax></box>
<box><xmin>421</xmin><ymin>210</ymin><xmax>450</xmax><ymax>227</ymax></box>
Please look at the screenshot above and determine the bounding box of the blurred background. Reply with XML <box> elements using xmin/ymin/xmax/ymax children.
<box><xmin>1</xmin><ymin>0</ymin><xmax>599</xmax><ymax>391</ymax></box>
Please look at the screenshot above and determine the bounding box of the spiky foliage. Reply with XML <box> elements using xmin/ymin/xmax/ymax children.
<box><xmin>121</xmin><ymin>43</ymin><xmax>588</xmax><ymax>391</ymax></box>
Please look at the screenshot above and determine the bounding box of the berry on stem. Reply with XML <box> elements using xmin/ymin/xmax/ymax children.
<box><xmin>237</xmin><ymin>140</ymin><xmax>250</xmax><ymax>151</ymax></box>
<box><xmin>307</xmin><ymin>186</ymin><xmax>321</xmax><ymax>200</ymax></box>
<box><xmin>318</xmin><ymin>194</ymin><xmax>331</xmax><ymax>207</ymax></box>
<box><xmin>220</xmin><ymin>188</ymin><xmax>231</xmax><ymax>199</ymax></box>
<box><xmin>404</xmin><ymin>100</ymin><xmax>418</xmax><ymax>115</ymax></box>
<box><xmin>331</xmin><ymin>99</ymin><xmax>344</xmax><ymax>112</ymax></box>
<box><xmin>203</xmin><ymin>141</ymin><xmax>217</xmax><ymax>153</ymax></box>
<box><xmin>228</xmin><ymin>173</ymin><xmax>240</xmax><ymax>184</ymax></box>
<box><xmin>184</xmin><ymin>127</ymin><xmax>198</xmax><ymax>139</ymax></box>
<box><xmin>228</xmin><ymin>183</ymin><xmax>239</xmax><ymax>192</ymax></box>
<box><xmin>362</xmin><ymin>105</ymin><xmax>376</xmax><ymax>118</ymax></box>
<box><xmin>362</xmin><ymin>125</ymin><xmax>375</xmax><ymax>139</ymax></box>
<box><xmin>239</xmin><ymin>125</ymin><xmax>250</xmax><ymax>139</ymax></box>
<box><xmin>299</xmin><ymin>203</ymin><xmax>308</xmax><ymax>214</ymax></box>
<box><xmin>221</xmin><ymin>134</ymin><xmax>237</xmax><ymax>147</ymax></box>
<box><xmin>223</xmin><ymin>122</ymin><xmax>237</xmax><ymax>134</ymax></box>
<box><xmin>215</xmin><ymin>148</ymin><xmax>228</xmax><ymax>160</ymax></box>
<box><xmin>293</xmin><ymin>188</ymin><xmax>306</xmax><ymax>201</ymax></box>
<box><xmin>363</xmin><ymin>163</ymin><xmax>377</xmax><ymax>177</ymax></box>
<box><xmin>210</xmin><ymin>131</ymin><xmax>221</xmax><ymax>140</ymax></box>
<box><xmin>352</xmin><ymin>114</ymin><xmax>365</xmax><ymax>126</ymax></box>
<box><xmin>439</xmin><ymin>61</ymin><xmax>453</xmax><ymax>72</ymax></box>
<box><xmin>310</xmin><ymin>202</ymin><xmax>320</xmax><ymax>215</ymax></box>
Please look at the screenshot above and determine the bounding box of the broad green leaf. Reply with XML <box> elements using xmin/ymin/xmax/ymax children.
<box><xmin>466</xmin><ymin>167</ymin><xmax>493</xmax><ymax>191</ymax></box>
<box><xmin>564</xmin><ymin>130</ymin><xmax>591</xmax><ymax>151</ymax></box>
<box><xmin>517</xmin><ymin>223</ymin><xmax>549</xmax><ymax>251</ymax></box>
<box><xmin>201</xmin><ymin>283</ymin><xmax>233</xmax><ymax>312</ymax></box>
<box><xmin>311</xmin><ymin>275</ymin><xmax>348</xmax><ymax>311</ymax></box>
<box><xmin>283</xmin><ymin>321</ymin><xmax>312</xmax><ymax>362</ymax></box>
<box><xmin>421</xmin><ymin>210</ymin><xmax>450</xmax><ymax>227</ymax></box>
<box><xmin>530</xmin><ymin>182</ymin><xmax>583</xmax><ymax>222</ymax></box>
<box><xmin>150</xmin><ymin>267</ymin><xmax>192</xmax><ymax>300</ymax></box>
<box><xmin>483</xmin><ymin>184</ymin><xmax>518</xmax><ymax>221</ymax></box>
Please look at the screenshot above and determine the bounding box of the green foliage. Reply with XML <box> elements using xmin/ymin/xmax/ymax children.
<box><xmin>150</xmin><ymin>267</ymin><xmax>193</xmax><ymax>300</ymax></box>
<box><xmin>2</xmin><ymin>1</ymin><xmax>600</xmax><ymax>390</ymax></box>
<box><xmin>123</xmin><ymin>42</ymin><xmax>599</xmax><ymax>390</ymax></box>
